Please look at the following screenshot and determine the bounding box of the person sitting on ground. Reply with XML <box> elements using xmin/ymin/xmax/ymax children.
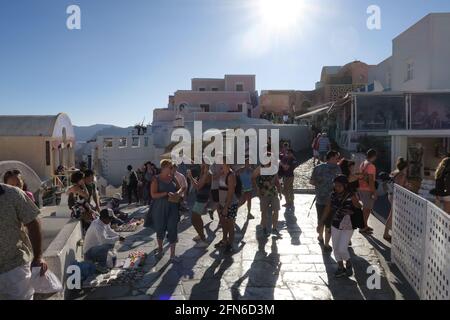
<box><xmin>83</xmin><ymin>208</ymin><xmax>125</xmax><ymax>273</ymax></box>
<box><xmin>318</xmin><ymin>175</ymin><xmax>363</xmax><ymax>278</ymax></box>
<box><xmin>3</xmin><ymin>169</ymin><xmax>36</xmax><ymax>203</ymax></box>
<box><xmin>106</xmin><ymin>193</ymin><xmax>129</xmax><ymax>226</ymax></box>
<box><xmin>0</xmin><ymin>183</ymin><xmax>48</xmax><ymax>300</ymax></box>
<box><xmin>187</xmin><ymin>161</ymin><xmax>212</xmax><ymax>248</ymax></box>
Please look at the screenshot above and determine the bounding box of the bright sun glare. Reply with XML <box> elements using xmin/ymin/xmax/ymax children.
<box><xmin>257</xmin><ymin>0</ymin><xmax>305</xmax><ymax>31</ymax></box>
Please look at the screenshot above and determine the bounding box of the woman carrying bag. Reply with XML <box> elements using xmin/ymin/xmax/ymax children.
<box><xmin>318</xmin><ymin>175</ymin><xmax>364</xmax><ymax>278</ymax></box>
<box><xmin>145</xmin><ymin>159</ymin><xmax>184</xmax><ymax>262</ymax></box>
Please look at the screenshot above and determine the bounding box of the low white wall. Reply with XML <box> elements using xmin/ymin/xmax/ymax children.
<box><xmin>43</xmin><ymin>220</ymin><xmax>83</xmax><ymax>300</ymax></box>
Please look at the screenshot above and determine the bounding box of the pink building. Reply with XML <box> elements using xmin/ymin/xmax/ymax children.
<box><xmin>159</xmin><ymin>75</ymin><xmax>258</xmax><ymax>121</ymax></box>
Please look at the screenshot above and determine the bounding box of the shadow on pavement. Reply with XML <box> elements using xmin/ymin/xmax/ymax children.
<box><xmin>230</xmin><ymin>238</ymin><xmax>281</xmax><ymax>300</ymax></box>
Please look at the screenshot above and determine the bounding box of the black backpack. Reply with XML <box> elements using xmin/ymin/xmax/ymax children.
<box><xmin>436</xmin><ymin>170</ymin><xmax>450</xmax><ymax>195</ymax></box>
<box><xmin>129</xmin><ymin>171</ymin><xmax>138</xmax><ymax>185</ymax></box>
<box><xmin>227</xmin><ymin>172</ymin><xmax>242</xmax><ymax>198</ymax></box>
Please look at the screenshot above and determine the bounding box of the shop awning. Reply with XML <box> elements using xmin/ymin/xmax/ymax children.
<box><xmin>295</xmin><ymin>105</ymin><xmax>331</xmax><ymax>120</ymax></box>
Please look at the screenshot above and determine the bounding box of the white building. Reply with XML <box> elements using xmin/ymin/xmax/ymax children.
<box><xmin>329</xmin><ymin>13</ymin><xmax>450</xmax><ymax>199</ymax></box>
<box><xmin>369</xmin><ymin>13</ymin><xmax>450</xmax><ymax>92</ymax></box>
<box><xmin>92</xmin><ymin>128</ymin><xmax>164</xmax><ymax>186</ymax></box>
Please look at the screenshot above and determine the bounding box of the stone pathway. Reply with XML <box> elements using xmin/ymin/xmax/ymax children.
<box><xmin>293</xmin><ymin>157</ymin><xmax>315</xmax><ymax>191</ymax></box>
<box><xmin>74</xmin><ymin>195</ymin><xmax>395</xmax><ymax>300</ymax></box>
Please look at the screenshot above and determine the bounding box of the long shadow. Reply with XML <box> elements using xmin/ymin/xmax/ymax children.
<box><xmin>363</xmin><ymin>234</ymin><xmax>419</xmax><ymax>300</ymax></box>
<box><xmin>231</xmin><ymin>238</ymin><xmax>281</xmax><ymax>300</ymax></box>
<box><xmin>189</xmin><ymin>256</ymin><xmax>235</xmax><ymax>300</ymax></box>
<box><xmin>283</xmin><ymin>207</ymin><xmax>302</xmax><ymax>245</ymax></box>
<box><xmin>151</xmin><ymin>247</ymin><xmax>209</xmax><ymax>300</ymax></box>
<box><xmin>320</xmin><ymin>245</ymin><xmax>395</xmax><ymax>300</ymax></box>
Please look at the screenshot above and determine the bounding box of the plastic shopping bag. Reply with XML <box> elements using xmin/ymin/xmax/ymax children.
<box><xmin>31</xmin><ymin>267</ymin><xmax>63</xmax><ymax>294</ymax></box>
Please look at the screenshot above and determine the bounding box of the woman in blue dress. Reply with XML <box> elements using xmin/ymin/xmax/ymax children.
<box><xmin>146</xmin><ymin>159</ymin><xmax>183</xmax><ymax>262</ymax></box>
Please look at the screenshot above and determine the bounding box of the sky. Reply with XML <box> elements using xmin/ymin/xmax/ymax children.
<box><xmin>0</xmin><ymin>0</ymin><xmax>449</xmax><ymax>127</ymax></box>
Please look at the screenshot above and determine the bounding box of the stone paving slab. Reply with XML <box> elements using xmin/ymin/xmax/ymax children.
<box><xmin>75</xmin><ymin>194</ymin><xmax>396</xmax><ymax>300</ymax></box>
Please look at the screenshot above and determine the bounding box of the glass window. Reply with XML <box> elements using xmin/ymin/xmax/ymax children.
<box><xmin>406</xmin><ymin>61</ymin><xmax>414</xmax><ymax>82</ymax></box>
<box><xmin>237</xmin><ymin>104</ymin><xmax>243</xmax><ymax>112</ymax></box>
<box><xmin>411</xmin><ymin>93</ymin><xmax>450</xmax><ymax>130</ymax></box>
<box><xmin>211</xmin><ymin>87</ymin><xmax>219</xmax><ymax>91</ymax></box>
<box><xmin>118</xmin><ymin>137</ymin><xmax>127</xmax><ymax>147</ymax></box>
<box><xmin>199</xmin><ymin>87</ymin><xmax>206</xmax><ymax>92</ymax></box>
<box><xmin>200</xmin><ymin>104</ymin><xmax>210</xmax><ymax>112</ymax></box>
<box><xmin>103</xmin><ymin>138</ymin><xmax>113</xmax><ymax>148</ymax></box>
<box><xmin>144</xmin><ymin>137</ymin><xmax>149</xmax><ymax>147</ymax></box>
<box><xmin>236</xmin><ymin>84</ymin><xmax>244</xmax><ymax>92</ymax></box>
<box><xmin>356</xmin><ymin>95</ymin><xmax>406</xmax><ymax>131</ymax></box>
<box><xmin>132</xmin><ymin>137</ymin><xmax>140</xmax><ymax>147</ymax></box>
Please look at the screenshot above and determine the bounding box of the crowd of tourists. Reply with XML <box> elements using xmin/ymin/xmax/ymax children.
<box><xmin>2</xmin><ymin>136</ymin><xmax>450</xmax><ymax>299</ymax></box>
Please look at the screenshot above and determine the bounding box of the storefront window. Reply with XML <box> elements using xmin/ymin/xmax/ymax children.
<box><xmin>411</xmin><ymin>93</ymin><xmax>450</xmax><ymax>130</ymax></box>
<box><xmin>356</xmin><ymin>95</ymin><xmax>406</xmax><ymax>131</ymax></box>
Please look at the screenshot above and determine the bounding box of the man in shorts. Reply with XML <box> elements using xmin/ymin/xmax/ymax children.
<box><xmin>310</xmin><ymin>151</ymin><xmax>341</xmax><ymax>252</ymax></box>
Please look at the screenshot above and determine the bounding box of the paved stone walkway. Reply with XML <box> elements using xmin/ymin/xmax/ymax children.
<box><xmin>74</xmin><ymin>194</ymin><xmax>395</xmax><ymax>300</ymax></box>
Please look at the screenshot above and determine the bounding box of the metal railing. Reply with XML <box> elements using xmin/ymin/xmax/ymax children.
<box><xmin>391</xmin><ymin>185</ymin><xmax>450</xmax><ymax>300</ymax></box>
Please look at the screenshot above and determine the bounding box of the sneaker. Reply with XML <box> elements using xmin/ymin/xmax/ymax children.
<box><xmin>346</xmin><ymin>264</ymin><xmax>354</xmax><ymax>277</ymax></box>
<box><xmin>334</xmin><ymin>267</ymin><xmax>347</xmax><ymax>278</ymax></box>
<box><xmin>195</xmin><ymin>240</ymin><xmax>209</xmax><ymax>248</ymax></box>
<box><xmin>192</xmin><ymin>235</ymin><xmax>201</xmax><ymax>242</ymax></box>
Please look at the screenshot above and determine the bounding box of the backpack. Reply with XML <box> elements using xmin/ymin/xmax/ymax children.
<box><xmin>227</xmin><ymin>172</ymin><xmax>242</xmax><ymax>198</ymax></box>
<box><xmin>129</xmin><ymin>171</ymin><xmax>138</xmax><ymax>185</ymax></box>
<box><xmin>436</xmin><ymin>170</ymin><xmax>450</xmax><ymax>196</ymax></box>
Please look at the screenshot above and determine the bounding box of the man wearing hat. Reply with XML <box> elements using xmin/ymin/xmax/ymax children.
<box><xmin>83</xmin><ymin>208</ymin><xmax>125</xmax><ymax>272</ymax></box>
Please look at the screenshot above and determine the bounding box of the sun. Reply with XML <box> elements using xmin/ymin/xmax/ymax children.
<box><xmin>257</xmin><ymin>0</ymin><xmax>305</xmax><ymax>32</ymax></box>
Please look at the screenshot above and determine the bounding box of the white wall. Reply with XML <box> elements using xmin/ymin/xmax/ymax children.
<box><xmin>430</xmin><ymin>14</ymin><xmax>450</xmax><ymax>90</ymax></box>
<box><xmin>370</xmin><ymin>13</ymin><xmax>450</xmax><ymax>92</ymax></box>
<box><xmin>95</xmin><ymin>135</ymin><xmax>162</xmax><ymax>186</ymax></box>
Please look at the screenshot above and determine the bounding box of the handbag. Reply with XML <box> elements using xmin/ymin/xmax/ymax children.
<box><xmin>336</xmin><ymin>193</ymin><xmax>364</xmax><ymax>229</ymax></box>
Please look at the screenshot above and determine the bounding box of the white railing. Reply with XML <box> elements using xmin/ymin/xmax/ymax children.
<box><xmin>391</xmin><ymin>185</ymin><xmax>450</xmax><ymax>300</ymax></box>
